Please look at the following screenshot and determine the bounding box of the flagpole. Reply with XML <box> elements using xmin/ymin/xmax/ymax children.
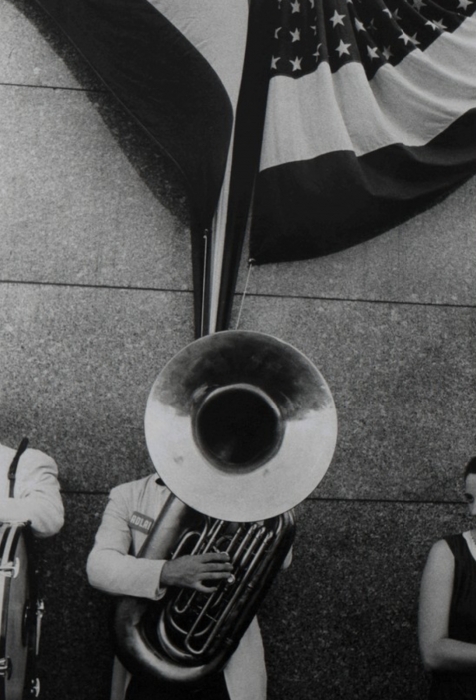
<box><xmin>205</xmin><ymin>132</ymin><xmax>238</xmax><ymax>336</ymax></box>
<box><xmin>212</xmin><ymin>0</ymin><xmax>276</xmax><ymax>333</ymax></box>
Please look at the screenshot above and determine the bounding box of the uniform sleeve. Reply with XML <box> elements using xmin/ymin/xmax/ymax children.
<box><xmin>0</xmin><ymin>449</ymin><xmax>64</xmax><ymax>538</ymax></box>
<box><xmin>86</xmin><ymin>485</ymin><xmax>166</xmax><ymax>600</ymax></box>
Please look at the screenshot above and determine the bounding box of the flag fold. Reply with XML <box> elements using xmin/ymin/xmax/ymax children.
<box><xmin>250</xmin><ymin>0</ymin><xmax>476</xmax><ymax>263</ymax></box>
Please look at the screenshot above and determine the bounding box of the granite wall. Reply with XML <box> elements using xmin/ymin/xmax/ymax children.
<box><xmin>1</xmin><ymin>1</ymin><xmax>475</xmax><ymax>698</ymax></box>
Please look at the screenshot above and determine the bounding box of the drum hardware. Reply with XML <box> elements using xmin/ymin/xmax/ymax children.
<box><xmin>27</xmin><ymin>678</ymin><xmax>41</xmax><ymax>698</ymax></box>
<box><xmin>28</xmin><ymin>677</ymin><xmax>40</xmax><ymax>698</ymax></box>
<box><xmin>0</xmin><ymin>522</ymin><xmax>42</xmax><ymax>700</ymax></box>
<box><xmin>34</xmin><ymin>601</ymin><xmax>44</xmax><ymax>657</ymax></box>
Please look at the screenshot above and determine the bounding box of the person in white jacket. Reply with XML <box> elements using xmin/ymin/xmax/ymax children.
<box><xmin>87</xmin><ymin>473</ymin><xmax>284</xmax><ymax>700</ymax></box>
<box><xmin>0</xmin><ymin>439</ymin><xmax>64</xmax><ymax>538</ymax></box>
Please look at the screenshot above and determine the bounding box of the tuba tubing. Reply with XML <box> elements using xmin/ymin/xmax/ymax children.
<box><xmin>114</xmin><ymin>495</ymin><xmax>212</xmax><ymax>683</ymax></box>
<box><xmin>114</xmin><ymin>494</ymin><xmax>295</xmax><ymax>684</ymax></box>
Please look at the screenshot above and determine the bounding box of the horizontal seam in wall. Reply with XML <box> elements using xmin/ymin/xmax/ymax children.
<box><xmin>0</xmin><ymin>279</ymin><xmax>192</xmax><ymax>294</ymax></box>
<box><xmin>61</xmin><ymin>490</ymin><xmax>465</xmax><ymax>505</ymax></box>
<box><xmin>0</xmin><ymin>280</ymin><xmax>474</xmax><ymax>310</ymax></box>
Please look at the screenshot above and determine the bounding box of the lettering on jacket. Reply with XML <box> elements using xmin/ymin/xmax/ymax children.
<box><xmin>129</xmin><ymin>511</ymin><xmax>154</xmax><ymax>534</ymax></box>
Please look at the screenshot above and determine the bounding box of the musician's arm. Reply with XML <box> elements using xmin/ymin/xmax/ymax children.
<box><xmin>86</xmin><ymin>486</ymin><xmax>166</xmax><ymax>600</ymax></box>
<box><xmin>418</xmin><ymin>539</ymin><xmax>476</xmax><ymax>672</ymax></box>
<box><xmin>0</xmin><ymin>449</ymin><xmax>64</xmax><ymax>538</ymax></box>
<box><xmin>87</xmin><ymin>483</ymin><xmax>235</xmax><ymax>597</ymax></box>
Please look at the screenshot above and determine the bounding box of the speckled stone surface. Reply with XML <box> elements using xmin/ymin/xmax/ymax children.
<box><xmin>1</xmin><ymin>287</ymin><xmax>470</xmax><ymax>505</ymax></box>
<box><xmin>0</xmin><ymin>284</ymin><xmax>194</xmax><ymax>490</ymax></box>
<box><xmin>259</xmin><ymin>499</ymin><xmax>464</xmax><ymax>700</ymax></box>
<box><xmin>1</xmin><ymin>284</ymin><xmax>474</xmax><ymax>498</ymax></box>
<box><xmin>0</xmin><ymin>84</ymin><xmax>191</xmax><ymax>290</ymax></box>
<box><xmin>0</xmin><ymin>0</ymin><xmax>84</xmax><ymax>88</ymax></box>
<box><xmin>34</xmin><ymin>496</ymin><xmax>468</xmax><ymax>700</ymax></box>
<box><xmin>235</xmin><ymin>295</ymin><xmax>476</xmax><ymax>502</ymax></box>
<box><xmin>34</xmin><ymin>493</ymin><xmax>113</xmax><ymax>699</ymax></box>
<box><xmin>235</xmin><ymin>175</ymin><xmax>476</xmax><ymax>307</ymax></box>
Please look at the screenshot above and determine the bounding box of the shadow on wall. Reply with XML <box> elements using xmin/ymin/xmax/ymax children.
<box><xmin>7</xmin><ymin>0</ymin><xmax>191</xmax><ymax>227</ymax></box>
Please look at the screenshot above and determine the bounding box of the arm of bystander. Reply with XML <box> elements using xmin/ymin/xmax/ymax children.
<box><xmin>419</xmin><ymin>539</ymin><xmax>476</xmax><ymax>673</ymax></box>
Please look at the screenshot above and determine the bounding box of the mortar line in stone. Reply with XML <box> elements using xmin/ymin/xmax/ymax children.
<box><xmin>0</xmin><ymin>280</ymin><xmax>474</xmax><ymax>310</ymax></box>
<box><xmin>306</xmin><ymin>496</ymin><xmax>465</xmax><ymax>505</ymax></box>
<box><xmin>0</xmin><ymin>279</ymin><xmax>192</xmax><ymax>295</ymax></box>
<box><xmin>234</xmin><ymin>291</ymin><xmax>476</xmax><ymax>311</ymax></box>
<box><xmin>61</xmin><ymin>490</ymin><xmax>465</xmax><ymax>505</ymax></box>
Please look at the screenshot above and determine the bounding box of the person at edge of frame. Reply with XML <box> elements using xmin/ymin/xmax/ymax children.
<box><xmin>418</xmin><ymin>456</ymin><xmax>476</xmax><ymax>699</ymax></box>
<box><xmin>87</xmin><ymin>471</ymin><xmax>292</xmax><ymax>700</ymax></box>
<box><xmin>0</xmin><ymin>438</ymin><xmax>64</xmax><ymax>537</ymax></box>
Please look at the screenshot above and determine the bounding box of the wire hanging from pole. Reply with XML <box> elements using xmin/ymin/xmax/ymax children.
<box><xmin>235</xmin><ymin>258</ymin><xmax>255</xmax><ymax>330</ymax></box>
<box><xmin>200</xmin><ymin>232</ymin><xmax>209</xmax><ymax>338</ymax></box>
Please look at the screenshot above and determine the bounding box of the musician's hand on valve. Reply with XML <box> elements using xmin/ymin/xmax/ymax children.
<box><xmin>161</xmin><ymin>552</ymin><xmax>234</xmax><ymax>593</ymax></box>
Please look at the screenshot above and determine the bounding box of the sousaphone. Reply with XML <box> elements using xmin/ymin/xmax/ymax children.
<box><xmin>114</xmin><ymin>329</ymin><xmax>337</xmax><ymax>683</ymax></box>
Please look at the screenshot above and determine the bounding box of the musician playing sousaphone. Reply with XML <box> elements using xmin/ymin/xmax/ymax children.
<box><xmin>87</xmin><ymin>331</ymin><xmax>337</xmax><ymax>700</ymax></box>
<box><xmin>87</xmin><ymin>471</ymin><xmax>275</xmax><ymax>700</ymax></box>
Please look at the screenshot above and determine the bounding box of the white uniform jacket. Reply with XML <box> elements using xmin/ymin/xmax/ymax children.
<box><xmin>87</xmin><ymin>475</ymin><xmax>269</xmax><ymax>700</ymax></box>
<box><xmin>0</xmin><ymin>442</ymin><xmax>64</xmax><ymax>538</ymax></box>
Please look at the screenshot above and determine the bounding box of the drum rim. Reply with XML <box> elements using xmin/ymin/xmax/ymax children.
<box><xmin>0</xmin><ymin>522</ymin><xmax>38</xmax><ymax>697</ymax></box>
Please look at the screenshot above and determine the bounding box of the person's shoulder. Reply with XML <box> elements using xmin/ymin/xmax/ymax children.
<box><xmin>21</xmin><ymin>447</ymin><xmax>57</xmax><ymax>468</ymax></box>
<box><xmin>430</xmin><ymin>537</ymin><xmax>453</xmax><ymax>552</ymax></box>
<box><xmin>109</xmin><ymin>474</ymin><xmax>164</xmax><ymax>500</ymax></box>
<box><xmin>0</xmin><ymin>443</ymin><xmax>15</xmax><ymax>466</ymax></box>
<box><xmin>426</xmin><ymin>537</ymin><xmax>456</xmax><ymax>566</ymax></box>
<box><xmin>0</xmin><ymin>442</ymin><xmax>57</xmax><ymax>471</ymax></box>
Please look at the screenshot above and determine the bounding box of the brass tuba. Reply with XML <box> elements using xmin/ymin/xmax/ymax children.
<box><xmin>114</xmin><ymin>330</ymin><xmax>337</xmax><ymax>684</ymax></box>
